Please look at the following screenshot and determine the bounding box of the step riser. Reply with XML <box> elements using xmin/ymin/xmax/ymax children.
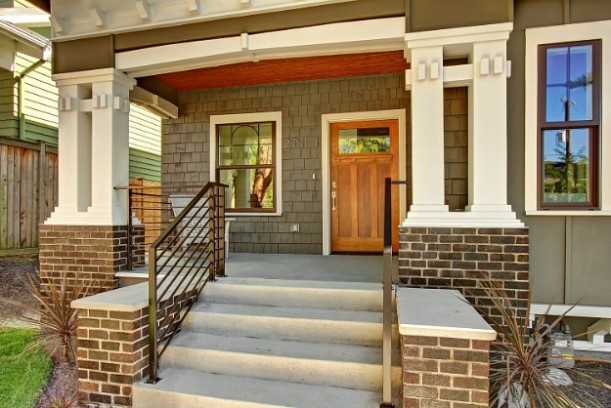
<box><xmin>184</xmin><ymin>312</ymin><xmax>384</xmax><ymax>346</ymax></box>
<box><xmin>163</xmin><ymin>346</ymin><xmax>402</xmax><ymax>391</ymax></box>
<box><xmin>203</xmin><ymin>286</ymin><xmax>383</xmax><ymax>312</ymax></box>
<box><xmin>134</xmin><ymin>389</ymin><xmax>277</xmax><ymax>408</ymax></box>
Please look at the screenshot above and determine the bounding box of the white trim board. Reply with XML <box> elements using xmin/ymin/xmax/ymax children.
<box><xmin>321</xmin><ymin>109</ymin><xmax>407</xmax><ymax>256</ymax></box>
<box><xmin>116</xmin><ymin>17</ymin><xmax>405</xmax><ymax>77</ymax></box>
<box><xmin>52</xmin><ymin>0</ymin><xmax>356</xmax><ymax>41</ymax></box>
<box><xmin>530</xmin><ymin>303</ymin><xmax>611</xmax><ymax>320</ymax></box>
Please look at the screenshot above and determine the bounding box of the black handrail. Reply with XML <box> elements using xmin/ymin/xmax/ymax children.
<box><xmin>147</xmin><ymin>182</ymin><xmax>226</xmax><ymax>383</ymax></box>
<box><xmin>380</xmin><ymin>178</ymin><xmax>407</xmax><ymax>408</ymax></box>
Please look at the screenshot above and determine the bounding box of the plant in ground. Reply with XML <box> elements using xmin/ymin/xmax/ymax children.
<box><xmin>476</xmin><ymin>279</ymin><xmax>611</xmax><ymax>408</ymax></box>
<box><xmin>0</xmin><ymin>328</ymin><xmax>52</xmax><ymax>408</ymax></box>
<box><xmin>45</xmin><ymin>384</ymin><xmax>81</xmax><ymax>408</ymax></box>
<box><xmin>0</xmin><ymin>271</ymin><xmax>95</xmax><ymax>363</ymax></box>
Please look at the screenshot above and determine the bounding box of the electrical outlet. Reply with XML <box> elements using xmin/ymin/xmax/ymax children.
<box><xmin>290</xmin><ymin>223</ymin><xmax>300</xmax><ymax>233</ymax></box>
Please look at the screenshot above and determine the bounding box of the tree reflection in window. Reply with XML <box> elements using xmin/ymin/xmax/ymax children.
<box><xmin>539</xmin><ymin>40</ymin><xmax>599</xmax><ymax>208</ymax></box>
<box><xmin>338</xmin><ymin>127</ymin><xmax>390</xmax><ymax>154</ymax></box>
<box><xmin>543</xmin><ymin>129</ymin><xmax>589</xmax><ymax>203</ymax></box>
<box><xmin>217</xmin><ymin>122</ymin><xmax>275</xmax><ymax>211</ymax></box>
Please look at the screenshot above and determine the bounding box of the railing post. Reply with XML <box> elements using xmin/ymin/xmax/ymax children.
<box><xmin>127</xmin><ymin>188</ymin><xmax>133</xmax><ymax>271</ymax></box>
<box><xmin>216</xmin><ymin>185</ymin><xmax>225</xmax><ymax>277</ymax></box>
<box><xmin>210</xmin><ymin>188</ymin><xmax>217</xmax><ymax>282</ymax></box>
<box><xmin>381</xmin><ymin>177</ymin><xmax>395</xmax><ymax>408</ymax></box>
<box><xmin>147</xmin><ymin>248</ymin><xmax>159</xmax><ymax>383</ymax></box>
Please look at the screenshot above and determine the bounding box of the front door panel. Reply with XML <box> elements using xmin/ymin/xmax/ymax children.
<box><xmin>331</xmin><ymin>119</ymin><xmax>399</xmax><ymax>252</ymax></box>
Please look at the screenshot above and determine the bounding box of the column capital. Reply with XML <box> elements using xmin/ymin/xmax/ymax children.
<box><xmin>404</xmin><ymin>22</ymin><xmax>513</xmax><ymax>52</ymax></box>
<box><xmin>53</xmin><ymin>68</ymin><xmax>136</xmax><ymax>89</ymax></box>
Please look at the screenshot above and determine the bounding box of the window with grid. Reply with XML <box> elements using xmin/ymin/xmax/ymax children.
<box><xmin>538</xmin><ymin>40</ymin><xmax>601</xmax><ymax>209</ymax></box>
<box><xmin>216</xmin><ymin>122</ymin><xmax>276</xmax><ymax>212</ymax></box>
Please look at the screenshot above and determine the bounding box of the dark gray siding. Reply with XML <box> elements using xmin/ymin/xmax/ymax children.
<box><xmin>508</xmin><ymin>0</ymin><xmax>611</xmax><ymax>306</ymax></box>
<box><xmin>162</xmin><ymin>74</ymin><xmax>469</xmax><ymax>254</ymax></box>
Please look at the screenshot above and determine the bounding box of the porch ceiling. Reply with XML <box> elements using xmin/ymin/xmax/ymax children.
<box><xmin>153</xmin><ymin>51</ymin><xmax>408</xmax><ymax>91</ymax></box>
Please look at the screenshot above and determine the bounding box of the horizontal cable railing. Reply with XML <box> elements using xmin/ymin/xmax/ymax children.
<box><xmin>117</xmin><ymin>182</ymin><xmax>226</xmax><ymax>383</ymax></box>
<box><xmin>115</xmin><ymin>182</ymin><xmax>216</xmax><ymax>270</ymax></box>
<box><xmin>152</xmin><ymin>182</ymin><xmax>225</xmax><ymax>382</ymax></box>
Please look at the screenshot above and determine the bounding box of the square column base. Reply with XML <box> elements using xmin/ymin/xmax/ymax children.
<box><xmin>403</xmin><ymin>209</ymin><xmax>525</xmax><ymax>228</ymax></box>
<box><xmin>39</xmin><ymin>225</ymin><xmax>129</xmax><ymax>295</ymax></box>
<box><xmin>399</xmin><ymin>226</ymin><xmax>530</xmax><ymax>320</ymax></box>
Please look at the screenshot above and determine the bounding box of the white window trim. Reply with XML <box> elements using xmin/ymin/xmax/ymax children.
<box><xmin>525</xmin><ymin>20</ymin><xmax>611</xmax><ymax>216</ymax></box>
<box><xmin>210</xmin><ymin>112</ymin><xmax>283</xmax><ymax>216</ymax></box>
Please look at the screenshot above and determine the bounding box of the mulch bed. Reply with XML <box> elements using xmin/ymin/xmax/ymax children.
<box><xmin>1</xmin><ymin>255</ymin><xmax>610</xmax><ymax>407</ymax></box>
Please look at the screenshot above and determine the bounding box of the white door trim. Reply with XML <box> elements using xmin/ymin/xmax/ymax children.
<box><xmin>321</xmin><ymin>109</ymin><xmax>407</xmax><ymax>255</ymax></box>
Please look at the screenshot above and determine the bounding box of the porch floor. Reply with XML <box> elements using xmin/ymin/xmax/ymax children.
<box><xmin>117</xmin><ymin>253</ymin><xmax>399</xmax><ymax>286</ymax></box>
<box><xmin>227</xmin><ymin>253</ymin><xmax>398</xmax><ymax>283</ymax></box>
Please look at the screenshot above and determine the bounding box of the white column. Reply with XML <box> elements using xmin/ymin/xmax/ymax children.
<box><xmin>402</xmin><ymin>23</ymin><xmax>523</xmax><ymax>228</ymax></box>
<box><xmin>46</xmin><ymin>68</ymin><xmax>135</xmax><ymax>226</ymax></box>
<box><xmin>466</xmin><ymin>40</ymin><xmax>513</xmax><ymax>213</ymax></box>
<box><xmin>88</xmin><ymin>74</ymin><xmax>133</xmax><ymax>224</ymax></box>
<box><xmin>408</xmin><ymin>45</ymin><xmax>449</xmax><ymax>213</ymax></box>
<box><xmin>54</xmin><ymin>84</ymin><xmax>92</xmax><ymax>215</ymax></box>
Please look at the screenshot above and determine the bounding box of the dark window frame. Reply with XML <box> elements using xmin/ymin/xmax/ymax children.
<box><xmin>215</xmin><ymin>121</ymin><xmax>277</xmax><ymax>213</ymax></box>
<box><xmin>537</xmin><ymin>40</ymin><xmax>601</xmax><ymax>210</ymax></box>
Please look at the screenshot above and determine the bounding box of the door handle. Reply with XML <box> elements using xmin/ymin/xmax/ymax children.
<box><xmin>332</xmin><ymin>191</ymin><xmax>337</xmax><ymax>211</ymax></box>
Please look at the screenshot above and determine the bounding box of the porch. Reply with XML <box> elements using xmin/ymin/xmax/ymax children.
<box><xmin>72</xmin><ymin>251</ymin><xmax>495</xmax><ymax>408</ymax></box>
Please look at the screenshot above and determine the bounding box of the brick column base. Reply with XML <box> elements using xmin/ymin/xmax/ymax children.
<box><xmin>399</xmin><ymin>227</ymin><xmax>530</xmax><ymax>320</ymax></box>
<box><xmin>402</xmin><ymin>335</ymin><xmax>491</xmax><ymax>407</ymax></box>
<box><xmin>72</xmin><ymin>285</ymin><xmax>199</xmax><ymax>407</ymax></box>
<box><xmin>39</xmin><ymin>225</ymin><xmax>129</xmax><ymax>295</ymax></box>
<box><xmin>75</xmin><ymin>307</ymin><xmax>148</xmax><ymax>407</ymax></box>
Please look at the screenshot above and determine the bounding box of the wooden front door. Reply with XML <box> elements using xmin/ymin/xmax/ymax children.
<box><xmin>331</xmin><ymin>119</ymin><xmax>399</xmax><ymax>253</ymax></box>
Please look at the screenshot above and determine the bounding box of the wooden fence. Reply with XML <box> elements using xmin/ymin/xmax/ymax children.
<box><xmin>129</xmin><ymin>177</ymin><xmax>162</xmax><ymax>246</ymax></box>
<box><xmin>0</xmin><ymin>137</ymin><xmax>58</xmax><ymax>256</ymax></box>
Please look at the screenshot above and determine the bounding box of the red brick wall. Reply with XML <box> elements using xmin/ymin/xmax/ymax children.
<box><xmin>74</xmin><ymin>288</ymin><xmax>199</xmax><ymax>406</ymax></box>
<box><xmin>76</xmin><ymin>307</ymin><xmax>148</xmax><ymax>406</ymax></box>
<box><xmin>39</xmin><ymin>225</ymin><xmax>129</xmax><ymax>294</ymax></box>
<box><xmin>402</xmin><ymin>335</ymin><xmax>491</xmax><ymax>408</ymax></box>
<box><xmin>399</xmin><ymin>227</ymin><xmax>530</xmax><ymax>320</ymax></box>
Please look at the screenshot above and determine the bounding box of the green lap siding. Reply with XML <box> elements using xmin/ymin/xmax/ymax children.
<box><xmin>128</xmin><ymin>104</ymin><xmax>161</xmax><ymax>183</ymax></box>
<box><xmin>129</xmin><ymin>148</ymin><xmax>161</xmax><ymax>182</ymax></box>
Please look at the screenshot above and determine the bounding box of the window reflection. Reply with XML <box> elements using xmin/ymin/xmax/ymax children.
<box><xmin>542</xmin><ymin>128</ymin><xmax>590</xmax><ymax>203</ymax></box>
<box><xmin>338</xmin><ymin>127</ymin><xmax>390</xmax><ymax>154</ymax></box>
<box><xmin>546</xmin><ymin>45</ymin><xmax>593</xmax><ymax>122</ymax></box>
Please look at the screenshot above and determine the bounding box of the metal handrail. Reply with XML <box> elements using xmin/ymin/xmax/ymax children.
<box><xmin>146</xmin><ymin>182</ymin><xmax>226</xmax><ymax>383</ymax></box>
<box><xmin>380</xmin><ymin>177</ymin><xmax>407</xmax><ymax>408</ymax></box>
<box><xmin>115</xmin><ymin>182</ymin><xmax>225</xmax><ymax>270</ymax></box>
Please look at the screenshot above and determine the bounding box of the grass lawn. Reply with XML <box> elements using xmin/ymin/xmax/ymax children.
<box><xmin>0</xmin><ymin>328</ymin><xmax>51</xmax><ymax>408</ymax></box>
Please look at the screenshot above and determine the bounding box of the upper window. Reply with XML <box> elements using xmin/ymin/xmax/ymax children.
<box><xmin>538</xmin><ymin>41</ymin><xmax>601</xmax><ymax>209</ymax></box>
<box><xmin>338</xmin><ymin>127</ymin><xmax>391</xmax><ymax>154</ymax></box>
<box><xmin>217</xmin><ymin>122</ymin><xmax>275</xmax><ymax>212</ymax></box>
<box><xmin>210</xmin><ymin>112</ymin><xmax>282</xmax><ymax>215</ymax></box>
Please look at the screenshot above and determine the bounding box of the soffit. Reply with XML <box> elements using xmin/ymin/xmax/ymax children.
<box><xmin>153</xmin><ymin>51</ymin><xmax>408</xmax><ymax>91</ymax></box>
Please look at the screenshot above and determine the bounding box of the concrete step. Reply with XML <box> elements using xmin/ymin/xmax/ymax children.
<box><xmin>163</xmin><ymin>331</ymin><xmax>402</xmax><ymax>391</ymax></box>
<box><xmin>202</xmin><ymin>277</ymin><xmax>384</xmax><ymax>311</ymax></box>
<box><xmin>133</xmin><ymin>367</ymin><xmax>383</xmax><ymax>408</ymax></box>
<box><xmin>183</xmin><ymin>302</ymin><xmax>392</xmax><ymax>346</ymax></box>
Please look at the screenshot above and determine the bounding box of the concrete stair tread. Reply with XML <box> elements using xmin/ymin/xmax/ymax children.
<box><xmin>190</xmin><ymin>302</ymin><xmax>384</xmax><ymax>323</ymax></box>
<box><xmin>168</xmin><ymin>331</ymin><xmax>396</xmax><ymax>365</ymax></box>
<box><xmin>210</xmin><ymin>277</ymin><xmax>382</xmax><ymax>291</ymax></box>
<box><xmin>134</xmin><ymin>367</ymin><xmax>382</xmax><ymax>408</ymax></box>
<box><xmin>202</xmin><ymin>277</ymin><xmax>385</xmax><ymax>312</ymax></box>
